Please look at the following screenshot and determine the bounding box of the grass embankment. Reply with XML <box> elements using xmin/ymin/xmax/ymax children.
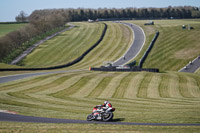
<box><xmin>0</xmin><ymin>71</ymin><xmax>200</xmax><ymax>124</ymax></box>
<box><xmin>196</xmin><ymin>68</ymin><xmax>200</xmax><ymax>74</ymax></box>
<box><xmin>128</xmin><ymin>19</ymin><xmax>200</xmax><ymax>71</ymax></box>
<box><xmin>18</xmin><ymin>21</ymin><xmax>132</xmax><ymax>69</ymax></box>
<box><xmin>19</xmin><ymin>22</ymin><xmax>104</xmax><ymax>68</ymax></box>
<box><xmin>0</xmin><ymin>21</ymin><xmax>132</xmax><ymax>77</ymax></box>
<box><xmin>0</xmin><ymin>23</ymin><xmax>27</xmax><ymax>37</ymax></box>
<box><xmin>1</xmin><ymin>122</ymin><xmax>200</xmax><ymax>133</ymax></box>
<box><xmin>71</xmin><ymin>22</ymin><xmax>133</xmax><ymax>69</ymax></box>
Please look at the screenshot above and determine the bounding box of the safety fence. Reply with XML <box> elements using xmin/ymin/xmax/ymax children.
<box><xmin>139</xmin><ymin>31</ymin><xmax>159</xmax><ymax>68</ymax></box>
<box><xmin>0</xmin><ymin>23</ymin><xmax>107</xmax><ymax>71</ymax></box>
<box><xmin>90</xmin><ymin>67</ymin><xmax>159</xmax><ymax>73</ymax></box>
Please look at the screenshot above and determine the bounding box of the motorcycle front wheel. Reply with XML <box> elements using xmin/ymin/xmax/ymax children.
<box><xmin>87</xmin><ymin>114</ymin><xmax>93</xmax><ymax>121</ymax></box>
<box><xmin>102</xmin><ymin>112</ymin><xmax>113</xmax><ymax>122</ymax></box>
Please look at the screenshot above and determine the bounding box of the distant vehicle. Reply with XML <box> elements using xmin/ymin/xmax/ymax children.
<box><xmin>144</xmin><ymin>21</ymin><xmax>154</xmax><ymax>25</ymax></box>
<box><xmin>88</xmin><ymin>19</ymin><xmax>94</xmax><ymax>23</ymax></box>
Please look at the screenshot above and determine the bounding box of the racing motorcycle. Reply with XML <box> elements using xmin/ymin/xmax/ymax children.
<box><xmin>87</xmin><ymin>105</ymin><xmax>115</xmax><ymax>122</ymax></box>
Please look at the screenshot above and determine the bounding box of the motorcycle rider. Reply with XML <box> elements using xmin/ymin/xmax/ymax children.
<box><xmin>92</xmin><ymin>101</ymin><xmax>112</xmax><ymax>119</ymax></box>
<box><xmin>102</xmin><ymin>101</ymin><xmax>112</xmax><ymax>112</ymax></box>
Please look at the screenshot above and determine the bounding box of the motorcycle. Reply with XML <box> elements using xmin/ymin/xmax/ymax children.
<box><xmin>87</xmin><ymin>105</ymin><xmax>115</xmax><ymax>122</ymax></box>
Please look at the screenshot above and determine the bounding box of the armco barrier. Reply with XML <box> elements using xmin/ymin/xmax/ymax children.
<box><xmin>139</xmin><ymin>31</ymin><xmax>159</xmax><ymax>68</ymax></box>
<box><xmin>0</xmin><ymin>23</ymin><xmax>107</xmax><ymax>71</ymax></box>
<box><xmin>90</xmin><ymin>67</ymin><xmax>159</xmax><ymax>73</ymax></box>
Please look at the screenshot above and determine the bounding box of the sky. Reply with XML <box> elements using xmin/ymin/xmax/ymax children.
<box><xmin>0</xmin><ymin>0</ymin><xmax>200</xmax><ymax>22</ymax></box>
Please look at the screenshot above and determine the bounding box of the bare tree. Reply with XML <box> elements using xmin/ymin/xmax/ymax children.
<box><xmin>15</xmin><ymin>11</ymin><xmax>29</xmax><ymax>22</ymax></box>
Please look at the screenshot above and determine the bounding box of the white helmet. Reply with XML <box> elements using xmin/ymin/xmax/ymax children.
<box><xmin>104</xmin><ymin>101</ymin><xmax>110</xmax><ymax>105</ymax></box>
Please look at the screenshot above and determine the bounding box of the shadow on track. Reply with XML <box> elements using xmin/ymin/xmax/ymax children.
<box><xmin>110</xmin><ymin>118</ymin><xmax>125</xmax><ymax>122</ymax></box>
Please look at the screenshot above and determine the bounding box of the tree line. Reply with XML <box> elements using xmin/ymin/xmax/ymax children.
<box><xmin>1</xmin><ymin>6</ymin><xmax>200</xmax><ymax>63</ymax></box>
<box><xmin>66</xmin><ymin>6</ymin><xmax>200</xmax><ymax>21</ymax></box>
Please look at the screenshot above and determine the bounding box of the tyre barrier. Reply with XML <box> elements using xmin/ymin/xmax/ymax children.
<box><xmin>0</xmin><ymin>23</ymin><xmax>107</xmax><ymax>71</ymax></box>
<box><xmin>90</xmin><ymin>66</ymin><xmax>159</xmax><ymax>73</ymax></box>
<box><xmin>139</xmin><ymin>31</ymin><xmax>159</xmax><ymax>68</ymax></box>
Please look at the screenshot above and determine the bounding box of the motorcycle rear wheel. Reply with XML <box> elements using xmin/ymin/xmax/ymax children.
<box><xmin>102</xmin><ymin>112</ymin><xmax>113</xmax><ymax>122</ymax></box>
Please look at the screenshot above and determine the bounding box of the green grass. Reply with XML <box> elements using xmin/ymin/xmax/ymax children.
<box><xmin>0</xmin><ymin>20</ymin><xmax>200</xmax><ymax>132</ymax></box>
<box><xmin>0</xmin><ymin>71</ymin><xmax>200</xmax><ymax>124</ymax></box>
<box><xmin>19</xmin><ymin>22</ymin><xmax>105</xmax><ymax>68</ymax></box>
<box><xmin>0</xmin><ymin>23</ymin><xmax>27</xmax><ymax>37</ymax></box>
<box><xmin>18</xmin><ymin>21</ymin><xmax>133</xmax><ymax>69</ymax></box>
<box><xmin>69</xmin><ymin>22</ymin><xmax>133</xmax><ymax>69</ymax></box>
<box><xmin>126</xmin><ymin>19</ymin><xmax>200</xmax><ymax>71</ymax></box>
<box><xmin>0</xmin><ymin>122</ymin><xmax>200</xmax><ymax>133</ymax></box>
<box><xmin>196</xmin><ymin>68</ymin><xmax>200</xmax><ymax>74</ymax></box>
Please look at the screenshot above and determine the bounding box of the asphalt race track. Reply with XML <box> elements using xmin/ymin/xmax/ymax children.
<box><xmin>179</xmin><ymin>56</ymin><xmax>200</xmax><ymax>73</ymax></box>
<box><xmin>1</xmin><ymin>112</ymin><xmax>200</xmax><ymax>126</ymax></box>
<box><xmin>112</xmin><ymin>22</ymin><xmax>145</xmax><ymax>66</ymax></box>
<box><xmin>0</xmin><ymin>69</ymin><xmax>85</xmax><ymax>84</ymax></box>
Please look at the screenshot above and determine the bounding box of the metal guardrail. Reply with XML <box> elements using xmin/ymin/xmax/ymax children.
<box><xmin>139</xmin><ymin>31</ymin><xmax>159</xmax><ymax>68</ymax></box>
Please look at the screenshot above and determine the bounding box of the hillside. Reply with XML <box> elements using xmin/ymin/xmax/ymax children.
<box><xmin>0</xmin><ymin>20</ymin><xmax>200</xmax><ymax>132</ymax></box>
<box><xmin>129</xmin><ymin>19</ymin><xmax>200</xmax><ymax>71</ymax></box>
<box><xmin>17</xmin><ymin>21</ymin><xmax>133</xmax><ymax>68</ymax></box>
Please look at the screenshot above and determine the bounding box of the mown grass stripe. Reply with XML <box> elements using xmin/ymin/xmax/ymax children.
<box><xmin>124</xmin><ymin>73</ymin><xmax>145</xmax><ymax>99</ymax></box>
<box><xmin>123</xmin><ymin>73</ymin><xmax>138</xmax><ymax>99</ymax></box>
<box><xmin>168</xmin><ymin>73</ymin><xmax>183</xmax><ymax>98</ymax></box>
<box><xmin>137</xmin><ymin>73</ymin><xmax>153</xmax><ymax>98</ymax></box>
<box><xmin>0</xmin><ymin>73</ymin><xmax>61</xmax><ymax>91</ymax></box>
<box><xmin>40</xmin><ymin>72</ymin><xmax>92</xmax><ymax>95</ymax></box>
<box><xmin>99</xmin><ymin>72</ymin><xmax>129</xmax><ymax>98</ymax></box>
<box><xmin>112</xmin><ymin>73</ymin><xmax>135</xmax><ymax>99</ymax></box>
<box><xmin>71</xmin><ymin>75</ymin><xmax>104</xmax><ymax>98</ymax></box>
<box><xmin>20</xmin><ymin>75</ymin><xmax>74</xmax><ymax>93</ymax></box>
<box><xmin>186</xmin><ymin>76</ymin><xmax>200</xmax><ymax>98</ymax></box>
<box><xmin>2</xmin><ymin>74</ymin><xmax>66</xmax><ymax>96</ymax></box>
<box><xmin>147</xmin><ymin>73</ymin><xmax>161</xmax><ymax>99</ymax></box>
<box><xmin>178</xmin><ymin>74</ymin><xmax>194</xmax><ymax>98</ymax></box>
<box><xmin>51</xmin><ymin>74</ymin><xmax>96</xmax><ymax>98</ymax></box>
<box><xmin>88</xmin><ymin>76</ymin><xmax>113</xmax><ymax>98</ymax></box>
<box><xmin>4</xmin><ymin>74</ymin><xmax>75</xmax><ymax>101</ymax></box>
<box><xmin>0</xmin><ymin>98</ymin><xmax>90</xmax><ymax>116</ymax></box>
<box><xmin>158</xmin><ymin>74</ymin><xmax>170</xmax><ymax>98</ymax></box>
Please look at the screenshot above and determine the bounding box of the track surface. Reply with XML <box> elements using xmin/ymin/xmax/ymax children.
<box><xmin>179</xmin><ymin>56</ymin><xmax>200</xmax><ymax>73</ymax></box>
<box><xmin>113</xmin><ymin>22</ymin><xmax>145</xmax><ymax>66</ymax></box>
<box><xmin>1</xmin><ymin>112</ymin><xmax>200</xmax><ymax>126</ymax></box>
<box><xmin>0</xmin><ymin>69</ymin><xmax>85</xmax><ymax>84</ymax></box>
<box><xmin>0</xmin><ymin>23</ymin><xmax>199</xmax><ymax>126</ymax></box>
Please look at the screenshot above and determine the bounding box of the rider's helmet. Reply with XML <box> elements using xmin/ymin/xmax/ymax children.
<box><xmin>104</xmin><ymin>101</ymin><xmax>110</xmax><ymax>105</ymax></box>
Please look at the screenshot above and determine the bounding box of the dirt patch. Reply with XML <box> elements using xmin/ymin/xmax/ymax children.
<box><xmin>174</xmin><ymin>48</ymin><xmax>199</xmax><ymax>59</ymax></box>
